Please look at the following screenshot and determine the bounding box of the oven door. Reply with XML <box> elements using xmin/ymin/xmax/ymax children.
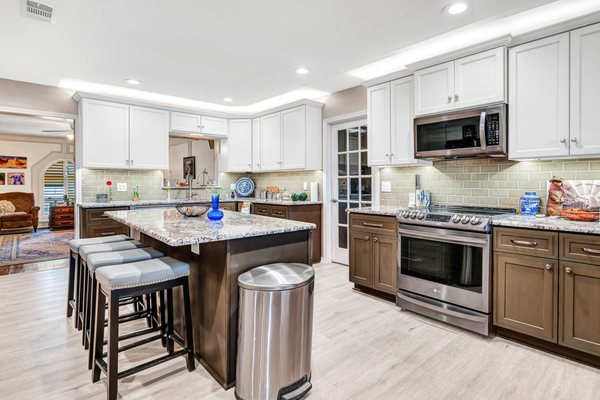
<box><xmin>397</xmin><ymin>224</ymin><xmax>491</xmax><ymax>313</ymax></box>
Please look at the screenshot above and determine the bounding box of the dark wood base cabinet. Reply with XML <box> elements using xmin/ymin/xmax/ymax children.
<box><xmin>349</xmin><ymin>213</ymin><xmax>397</xmax><ymax>296</ymax></box>
<box><xmin>494</xmin><ymin>227</ymin><xmax>600</xmax><ymax>362</ymax></box>
<box><xmin>79</xmin><ymin>207</ymin><xmax>130</xmax><ymax>238</ymax></box>
<box><xmin>49</xmin><ymin>205</ymin><xmax>75</xmax><ymax>230</ymax></box>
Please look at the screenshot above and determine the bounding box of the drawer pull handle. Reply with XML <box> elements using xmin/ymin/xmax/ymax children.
<box><xmin>511</xmin><ymin>239</ymin><xmax>538</xmax><ymax>247</ymax></box>
<box><xmin>100</xmin><ymin>232</ymin><xmax>116</xmax><ymax>236</ymax></box>
<box><xmin>362</xmin><ymin>222</ymin><xmax>384</xmax><ymax>228</ymax></box>
<box><xmin>565</xmin><ymin>267</ymin><xmax>573</xmax><ymax>274</ymax></box>
<box><xmin>582</xmin><ymin>247</ymin><xmax>600</xmax><ymax>255</ymax></box>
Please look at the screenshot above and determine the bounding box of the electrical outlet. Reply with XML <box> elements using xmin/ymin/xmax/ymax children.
<box><xmin>117</xmin><ymin>183</ymin><xmax>127</xmax><ymax>192</ymax></box>
<box><xmin>381</xmin><ymin>181</ymin><xmax>392</xmax><ymax>193</ymax></box>
<box><xmin>303</xmin><ymin>182</ymin><xmax>308</xmax><ymax>191</ymax></box>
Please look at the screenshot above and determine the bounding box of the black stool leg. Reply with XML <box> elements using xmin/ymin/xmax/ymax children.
<box><xmin>81</xmin><ymin>263</ymin><xmax>89</xmax><ymax>346</ymax></box>
<box><xmin>87</xmin><ymin>272</ymin><xmax>98</xmax><ymax>370</ymax></box>
<box><xmin>150</xmin><ymin>292</ymin><xmax>159</xmax><ymax>329</ymax></box>
<box><xmin>92</xmin><ymin>284</ymin><xmax>106</xmax><ymax>383</ymax></box>
<box><xmin>66</xmin><ymin>251</ymin><xmax>76</xmax><ymax>318</ymax></box>
<box><xmin>166</xmin><ymin>288</ymin><xmax>174</xmax><ymax>355</ymax></box>
<box><xmin>159</xmin><ymin>290</ymin><xmax>166</xmax><ymax>348</ymax></box>
<box><xmin>145</xmin><ymin>293</ymin><xmax>153</xmax><ymax>328</ymax></box>
<box><xmin>182</xmin><ymin>281</ymin><xmax>195</xmax><ymax>372</ymax></box>
<box><xmin>107</xmin><ymin>292</ymin><xmax>120</xmax><ymax>400</ymax></box>
<box><xmin>74</xmin><ymin>255</ymin><xmax>82</xmax><ymax>329</ymax></box>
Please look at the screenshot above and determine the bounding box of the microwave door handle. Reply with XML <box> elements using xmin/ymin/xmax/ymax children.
<box><xmin>479</xmin><ymin>111</ymin><xmax>487</xmax><ymax>150</ymax></box>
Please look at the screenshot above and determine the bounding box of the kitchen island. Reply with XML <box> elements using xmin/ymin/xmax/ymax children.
<box><xmin>104</xmin><ymin>208</ymin><xmax>316</xmax><ymax>389</ymax></box>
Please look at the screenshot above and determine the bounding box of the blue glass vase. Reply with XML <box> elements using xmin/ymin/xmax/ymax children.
<box><xmin>207</xmin><ymin>194</ymin><xmax>224</xmax><ymax>221</ymax></box>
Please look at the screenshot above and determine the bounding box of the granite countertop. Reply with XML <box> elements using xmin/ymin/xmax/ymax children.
<box><xmin>104</xmin><ymin>208</ymin><xmax>316</xmax><ymax>246</ymax></box>
<box><xmin>78</xmin><ymin>198</ymin><xmax>322</xmax><ymax>209</ymax></box>
<box><xmin>492</xmin><ymin>214</ymin><xmax>600</xmax><ymax>235</ymax></box>
<box><xmin>347</xmin><ymin>206</ymin><xmax>399</xmax><ymax>217</ymax></box>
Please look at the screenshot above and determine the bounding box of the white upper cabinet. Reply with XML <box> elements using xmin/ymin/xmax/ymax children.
<box><xmin>454</xmin><ymin>47</ymin><xmax>506</xmax><ymax>109</ymax></box>
<box><xmin>129</xmin><ymin>106</ymin><xmax>169</xmax><ymax>170</ymax></box>
<box><xmin>414</xmin><ymin>61</ymin><xmax>454</xmax><ymax>116</ymax></box>
<box><xmin>170</xmin><ymin>112</ymin><xmax>228</xmax><ymax>137</ymax></box>
<box><xmin>260</xmin><ymin>112</ymin><xmax>282</xmax><ymax>171</ymax></box>
<box><xmin>252</xmin><ymin>118</ymin><xmax>261</xmax><ymax>171</ymax></box>
<box><xmin>390</xmin><ymin>76</ymin><xmax>416</xmax><ymax>164</ymax></box>
<box><xmin>281</xmin><ymin>106</ymin><xmax>306</xmax><ymax>170</ymax></box>
<box><xmin>509</xmin><ymin>33</ymin><xmax>570</xmax><ymax>159</ymax></box>
<box><xmin>170</xmin><ymin>112</ymin><xmax>202</xmax><ymax>133</ymax></box>
<box><xmin>80</xmin><ymin>99</ymin><xmax>130</xmax><ymax>169</ymax></box>
<box><xmin>414</xmin><ymin>48</ymin><xmax>507</xmax><ymax>116</ymax></box>
<box><xmin>367</xmin><ymin>82</ymin><xmax>391</xmax><ymax>166</ymax></box>
<box><xmin>226</xmin><ymin>119</ymin><xmax>253</xmax><ymax>172</ymax></box>
<box><xmin>570</xmin><ymin>23</ymin><xmax>600</xmax><ymax>157</ymax></box>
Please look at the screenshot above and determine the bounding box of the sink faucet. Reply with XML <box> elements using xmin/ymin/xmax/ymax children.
<box><xmin>186</xmin><ymin>174</ymin><xmax>197</xmax><ymax>200</ymax></box>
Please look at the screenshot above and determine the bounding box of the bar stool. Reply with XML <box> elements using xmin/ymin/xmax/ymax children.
<box><xmin>67</xmin><ymin>235</ymin><xmax>132</xmax><ymax>328</ymax></box>
<box><xmin>78</xmin><ymin>240</ymin><xmax>150</xmax><ymax>342</ymax></box>
<box><xmin>84</xmin><ymin>247</ymin><xmax>165</xmax><ymax>369</ymax></box>
<box><xmin>92</xmin><ymin>257</ymin><xmax>195</xmax><ymax>400</ymax></box>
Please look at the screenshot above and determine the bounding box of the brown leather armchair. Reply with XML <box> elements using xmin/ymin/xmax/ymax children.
<box><xmin>0</xmin><ymin>192</ymin><xmax>40</xmax><ymax>233</ymax></box>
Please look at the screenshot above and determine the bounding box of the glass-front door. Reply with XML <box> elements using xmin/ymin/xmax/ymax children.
<box><xmin>331</xmin><ymin>120</ymin><xmax>371</xmax><ymax>265</ymax></box>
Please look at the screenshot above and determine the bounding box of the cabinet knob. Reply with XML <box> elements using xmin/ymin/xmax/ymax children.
<box><xmin>545</xmin><ymin>264</ymin><xmax>552</xmax><ymax>270</ymax></box>
<box><xmin>364</xmin><ymin>236</ymin><xmax>370</xmax><ymax>241</ymax></box>
<box><xmin>385</xmin><ymin>154</ymin><xmax>389</xmax><ymax>157</ymax></box>
<box><xmin>565</xmin><ymin>267</ymin><xmax>573</xmax><ymax>274</ymax></box>
<box><xmin>390</xmin><ymin>153</ymin><xmax>394</xmax><ymax>157</ymax></box>
<box><xmin>454</xmin><ymin>94</ymin><xmax>459</xmax><ymax>102</ymax></box>
<box><xmin>447</xmin><ymin>95</ymin><xmax>452</xmax><ymax>103</ymax></box>
<box><xmin>560</xmin><ymin>138</ymin><xmax>567</xmax><ymax>144</ymax></box>
<box><xmin>373</xmin><ymin>237</ymin><xmax>378</xmax><ymax>242</ymax></box>
<box><xmin>571</xmin><ymin>137</ymin><xmax>578</xmax><ymax>143</ymax></box>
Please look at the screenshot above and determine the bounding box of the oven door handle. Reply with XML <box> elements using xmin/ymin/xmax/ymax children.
<box><xmin>479</xmin><ymin>111</ymin><xmax>487</xmax><ymax>151</ymax></box>
<box><xmin>397</xmin><ymin>227</ymin><xmax>489</xmax><ymax>247</ymax></box>
<box><xmin>397</xmin><ymin>291</ymin><xmax>488</xmax><ymax>324</ymax></box>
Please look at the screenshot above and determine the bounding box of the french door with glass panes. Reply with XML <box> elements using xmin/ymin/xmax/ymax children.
<box><xmin>331</xmin><ymin>120</ymin><xmax>371</xmax><ymax>265</ymax></box>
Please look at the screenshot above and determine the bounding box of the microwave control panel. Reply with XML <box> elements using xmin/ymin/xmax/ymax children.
<box><xmin>486</xmin><ymin>113</ymin><xmax>500</xmax><ymax>146</ymax></box>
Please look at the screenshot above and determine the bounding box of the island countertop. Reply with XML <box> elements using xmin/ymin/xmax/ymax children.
<box><xmin>104</xmin><ymin>208</ymin><xmax>317</xmax><ymax>246</ymax></box>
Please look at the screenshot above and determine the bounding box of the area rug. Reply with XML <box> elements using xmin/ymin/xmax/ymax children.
<box><xmin>0</xmin><ymin>229</ymin><xmax>74</xmax><ymax>267</ymax></box>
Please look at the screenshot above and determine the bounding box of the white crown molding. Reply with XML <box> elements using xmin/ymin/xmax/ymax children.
<box><xmin>511</xmin><ymin>11</ymin><xmax>600</xmax><ymax>46</ymax></box>
<box><xmin>0</xmin><ymin>106</ymin><xmax>77</xmax><ymax>120</ymax></box>
<box><xmin>361</xmin><ymin>69</ymin><xmax>415</xmax><ymax>88</ymax></box>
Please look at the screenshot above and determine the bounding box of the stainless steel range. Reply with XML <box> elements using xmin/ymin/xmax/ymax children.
<box><xmin>396</xmin><ymin>205</ymin><xmax>515</xmax><ymax>336</ymax></box>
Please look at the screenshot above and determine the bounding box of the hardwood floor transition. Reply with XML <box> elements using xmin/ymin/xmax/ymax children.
<box><xmin>0</xmin><ymin>262</ymin><xmax>598</xmax><ymax>399</ymax></box>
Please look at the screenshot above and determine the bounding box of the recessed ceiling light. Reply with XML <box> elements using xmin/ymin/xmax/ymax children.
<box><xmin>125</xmin><ymin>78</ymin><xmax>141</xmax><ymax>85</ymax></box>
<box><xmin>223</xmin><ymin>97</ymin><xmax>233</xmax><ymax>102</ymax></box>
<box><xmin>445</xmin><ymin>2</ymin><xmax>468</xmax><ymax>15</ymax></box>
<box><xmin>295</xmin><ymin>67</ymin><xmax>309</xmax><ymax>75</ymax></box>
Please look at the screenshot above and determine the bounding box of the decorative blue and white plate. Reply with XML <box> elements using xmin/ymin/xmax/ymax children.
<box><xmin>235</xmin><ymin>177</ymin><xmax>255</xmax><ymax>197</ymax></box>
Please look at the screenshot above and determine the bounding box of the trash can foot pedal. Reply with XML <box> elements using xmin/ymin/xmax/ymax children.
<box><xmin>281</xmin><ymin>381</ymin><xmax>312</xmax><ymax>400</ymax></box>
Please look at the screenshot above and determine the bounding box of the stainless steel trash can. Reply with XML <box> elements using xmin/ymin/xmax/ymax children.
<box><xmin>235</xmin><ymin>263</ymin><xmax>315</xmax><ymax>400</ymax></box>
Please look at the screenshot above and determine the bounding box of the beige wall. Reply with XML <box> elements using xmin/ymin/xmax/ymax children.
<box><xmin>322</xmin><ymin>85</ymin><xmax>366</xmax><ymax>119</ymax></box>
<box><xmin>0</xmin><ymin>78</ymin><xmax>77</xmax><ymax>116</ymax></box>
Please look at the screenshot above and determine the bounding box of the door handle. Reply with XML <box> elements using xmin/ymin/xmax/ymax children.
<box><xmin>332</xmin><ymin>199</ymin><xmax>338</xmax><ymax>203</ymax></box>
<box><xmin>479</xmin><ymin>111</ymin><xmax>487</xmax><ymax>150</ymax></box>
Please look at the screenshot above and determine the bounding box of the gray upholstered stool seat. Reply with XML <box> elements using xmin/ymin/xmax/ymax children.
<box><xmin>68</xmin><ymin>235</ymin><xmax>131</xmax><ymax>253</ymax></box>
<box><xmin>96</xmin><ymin>257</ymin><xmax>190</xmax><ymax>290</ymax></box>
<box><xmin>87</xmin><ymin>248</ymin><xmax>165</xmax><ymax>273</ymax></box>
<box><xmin>79</xmin><ymin>240</ymin><xmax>148</xmax><ymax>262</ymax></box>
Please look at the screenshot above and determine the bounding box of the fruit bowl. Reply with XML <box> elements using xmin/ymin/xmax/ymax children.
<box><xmin>176</xmin><ymin>205</ymin><xmax>209</xmax><ymax>217</ymax></box>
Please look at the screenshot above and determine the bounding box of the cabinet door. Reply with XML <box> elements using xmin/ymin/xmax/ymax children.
<box><xmin>170</xmin><ymin>112</ymin><xmax>202</xmax><ymax>133</ymax></box>
<box><xmin>129</xmin><ymin>106</ymin><xmax>169</xmax><ymax>170</ymax></box>
<box><xmin>367</xmin><ymin>82</ymin><xmax>391</xmax><ymax>166</ymax></box>
<box><xmin>414</xmin><ymin>61</ymin><xmax>454</xmax><ymax>116</ymax></box>
<box><xmin>372</xmin><ymin>234</ymin><xmax>397</xmax><ymax>294</ymax></box>
<box><xmin>570</xmin><ymin>23</ymin><xmax>600</xmax><ymax>157</ymax></box>
<box><xmin>260</xmin><ymin>112</ymin><xmax>282</xmax><ymax>171</ymax></box>
<box><xmin>201</xmin><ymin>116</ymin><xmax>228</xmax><ymax>137</ymax></box>
<box><xmin>508</xmin><ymin>33</ymin><xmax>570</xmax><ymax>159</ymax></box>
<box><xmin>281</xmin><ymin>106</ymin><xmax>306</xmax><ymax>170</ymax></box>
<box><xmin>390</xmin><ymin>76</ymin><xmax>416</xmax><ymax>164</ymax></box>
<box><xmin>494</xmin><ymin>253</ymin><xmax>558</xmax><ymax>342</ymax></box>
<box><xmin>560</xmin><ymin>261</ymin><xmax>600</xmax><ymax>356</ymax></box>
<box><xmin>349</xmin><ymin>231</ymin><xmax>373</xmax><ymax>288</ymax></box>
<box><xmin>227</xmin><ymin>119</ymin><xmax>253</xmax><ymax>172</ymax></box>
<box><xmin>252</xmin><ymin>118</ymin><xmax>261</xmax><ymax>171</ymax></box>
<box><xmin>454</xmin><ymin>47</ymin><xmax>506</xmax><ymax>109</ymax></box>
<box><xmin>81</xmin><ymin>99</ymin><xmax>129</xmax><ymax>169</ymax></box>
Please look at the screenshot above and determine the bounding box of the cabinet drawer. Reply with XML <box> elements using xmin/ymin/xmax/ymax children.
<box><xmin>85</xmin><ymin>207</ymin><xmax>129</xmax><ymax>225</ymax></box>
<box><xmin>253</xmin><ymin>204</ymin><xmax>270</xmax><ymax>216</ymax></box>
<box><xmin>349</xmin><ymin>213</ymin><xmax>396</xmax><ymax>236</ymax></box>
<box><xmin>52</xmin><ymin>207</ymin><xmax>73</xmax><ymax>214</ymax></box>
<box><xmin>220</xmin><ymin>202</ymin><xmax>237</xmax><ymax>211</ymax></box>
<box><xmin>270</xmin><ymin>206</ymin><xmax>288</xmax><ymax>219</ymax></box>
<box><xmin>87</xmin><ymin>224</ymin><xmax>129</xmax><ymax>238</ymax></box>
<box><xmin>494</xmin><ymin>227</ymin><xmax>558</xmax><ymax>258</ymax></box>
<box><xmin>560</xmin><ymin>233</ymin><xmax>600</xmax><ymax>265</ymax></box>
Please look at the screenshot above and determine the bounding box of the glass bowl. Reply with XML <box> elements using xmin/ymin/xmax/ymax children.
<box><xmin>176</xmin><ymin>205</ymin><xmax>209</xmax><ymax>217</ymax></box>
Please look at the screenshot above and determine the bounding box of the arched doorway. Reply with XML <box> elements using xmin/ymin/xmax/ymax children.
<box><xmin>42</xmin><ymin>160</ymin><xmax>74</xmax><ymax>215</ymax></box>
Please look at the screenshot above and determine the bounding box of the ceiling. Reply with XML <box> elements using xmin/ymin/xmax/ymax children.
<box><xmin>0</xmin><ymin>0</ymin><xmax>598</xmax><ymax>112</ymax></box>
<box><xmin>0</xmin><ymin>113</ymin><xmax>73</xmax><ymax>137</ymax></box>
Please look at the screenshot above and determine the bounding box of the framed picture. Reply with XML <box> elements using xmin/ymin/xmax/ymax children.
<box><xmin>183</xmin><ymin>156</ymin><xmax>196</xmax><ymax>180</ymax></box>
<box><xmin>0</xmin><ymin>172</ymin><xmax>5</xmax><ymax>185</ymax></box>
<box><xmin>7</xmin><ymin>172</ymin><xmax>25</xmax><ymax>185</ymax></box>
<box><xmin>0</xmin><ymin>156</ymin><xmax>27</xmax><ymax>169</ymax></box>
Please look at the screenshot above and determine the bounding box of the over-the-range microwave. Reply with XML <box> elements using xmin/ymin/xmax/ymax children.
<box><xmin>414</xmin><ymin>103</ymin><xmax>507</xmax><ymax>159</ymax></box>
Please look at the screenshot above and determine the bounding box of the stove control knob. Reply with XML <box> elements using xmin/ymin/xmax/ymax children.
<box><xmin>470</xmin><ymin>216</ymin><xmax>482</xmax><ymax>225</ymax></box>
<box><xmin>451</xmin><ymin>215</ymin><xmax>462</xmax><ymax>223</ymax></box>
<box><xmin>409</xmin><ymin>211</ymin><xmax>417</xmax><ymax>219</ymax></box>
<box><xmin>460</xmin><ymin>215</ymin><xmax>471</xmax><ymax>224</ymax></box>
<box><xmin>402</xmin><ymin>211</ymin><xmax>410</xmax><ymax>218</ymax></box>
<box><xmin>417</xmin><ymin>212</ymin><xmax>425</xmax><ymax>220</ymax></box>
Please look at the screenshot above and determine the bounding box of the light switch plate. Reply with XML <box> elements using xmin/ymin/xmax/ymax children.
<box><xmin>381</xmin><ymin>181</ymin><xmax>392</xmax><ymax>193</ymax></box>
<box><xmin>117</xmin><ymin>183</ymin><xmax>127</xmax><ymax>192</ymax></box>
<box><xmin>303</xmin><ymin>182</ymin><xmax>308</xmax><ymax>190</ymax></box>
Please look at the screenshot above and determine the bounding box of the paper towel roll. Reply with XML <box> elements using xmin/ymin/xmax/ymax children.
<box><xmin>310</xmin><ymin>182</ymin><xmax>318</xmax><ymax>202</ymax></box>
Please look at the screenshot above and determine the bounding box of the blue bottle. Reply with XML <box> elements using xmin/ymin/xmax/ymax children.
<box><xmin>208</xmin><ymin>194</ymin><xmax>224</xmax><ymax>221</ymax></box>
<box><xmin>520</xmin><ymin>191</ymin><xmax>540</xmax><ymax>216</ymax></box>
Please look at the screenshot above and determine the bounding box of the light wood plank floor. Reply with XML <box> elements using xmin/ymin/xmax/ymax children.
<box><xmin>1</xmin><ymin>262</ymin><xmax>599</xmax><ymax>399</ymax></box>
